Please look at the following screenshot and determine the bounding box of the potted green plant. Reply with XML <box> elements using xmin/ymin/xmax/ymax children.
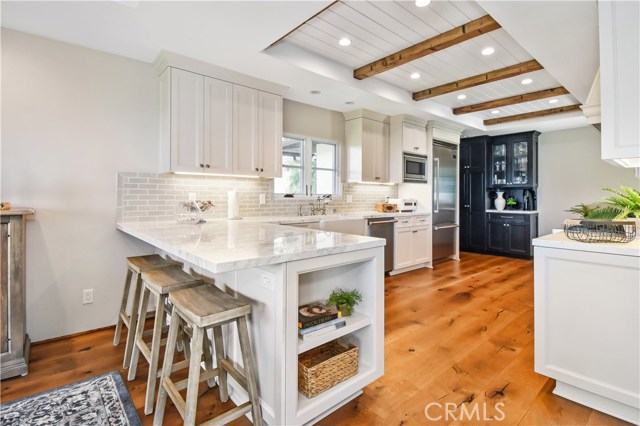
<box><xmin>567</xmin><ymin>185</ymin><xmax>640</xmax><ymax>220</ymax></box>
<box><xmin>327</xmin><ymin>288</ymin><xmax>363</xmax><ymax>317</ymax></box>
<box><xmin>506</xmin><ymin>196</ymin><xmax>517</xmax><ymax>210</ymax></box>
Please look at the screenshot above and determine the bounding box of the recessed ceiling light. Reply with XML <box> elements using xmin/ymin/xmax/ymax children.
<box><xmin>457</xmin><ymin>94</ymin><xmax>467</xmax><ymax>100</ymax></box>
<box><xmin>481</xmin><ymin>47</ymin><xmax>495</xmax><ymax>56</ymax></box>
<box><xmin>339</xmin><ymin>37</ymin><xmax>351</xmax><ymax>47</ymax></box>
<box><xmin>415</xmin><ymin>0</ymin><xmax>431</xmax><ymax>7</ymax></box>
<box><xmin>491</xmin><ymin>110</ymin><xmax>500</xmax><ymax>114</ymax></box>
<box><xmin>521</xmin><ymin>78</ymin><xmax>533</xmax><ymax>85</ymax></box>
<box><xmin>410</xmin><ymin>72</ymin><xmax>421</xmax><ymax>80</ymax></box>
<box><xmin>310</xmin><ymin>90</ymin><xmax>321</xmax><ymax>95</ymax></box>
<box><xmin>345</xmin><ymin>101</ymin><xmax>355</xmax><ymax>105</ymax></box>
<box><xmin>548</xmin><ymin>99</ymin><xmax>559</xmax><ymax>104</ymax></box>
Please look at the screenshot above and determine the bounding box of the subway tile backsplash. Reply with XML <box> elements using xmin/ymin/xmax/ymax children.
<box><xmin>116</xmin><ymin>172</ymin><xmax>398</xmax><ymax>222</ymax></box>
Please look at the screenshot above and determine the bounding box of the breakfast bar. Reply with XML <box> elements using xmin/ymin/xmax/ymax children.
<box><xmin>117</xmin><ymin>219</ymin><xmax>385</xmax><ymax>426</ymax></box>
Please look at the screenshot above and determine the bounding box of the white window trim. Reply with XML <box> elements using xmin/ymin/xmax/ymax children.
<box><xmin>274</xmin><ymin>134</ymin><xmax>342</xmax><ymax>200</ymax></box>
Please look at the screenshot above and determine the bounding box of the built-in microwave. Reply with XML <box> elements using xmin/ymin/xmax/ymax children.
<box><xmin>403</xmin><ymin>154</ymin><xmax>428</xmax><ymax>183</ymax></box>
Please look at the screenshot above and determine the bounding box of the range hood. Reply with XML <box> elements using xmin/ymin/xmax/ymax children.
<box><xmin>580</xmin><ymin>70</ymin><xmax>601</xmax><ymax>131</ymax></box>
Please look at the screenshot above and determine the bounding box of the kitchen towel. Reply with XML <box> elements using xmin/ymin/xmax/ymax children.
<box><xmin>228</xmin><ymin>189</ymin><xmax>240</xmax><ymax>219</ymax></box>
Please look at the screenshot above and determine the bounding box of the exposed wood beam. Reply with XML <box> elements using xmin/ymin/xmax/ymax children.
<box><xmin>268</xmin><ymin>1</ymin><xmax>340</xmax><ymax>48</ymax></box>
<box><xmin>453</xmin><ymin>87</ymin><xmax>570</xmax><ymax>115</ymax></box>
<box><xmin>413</xmin><ymin>59</ymin><xmax>543</xmax><ymax>101</ymax></box>
<box><xmin>484</xmin><ymin>104</ymin><xmax>582</xmax><ymax>126</ymax></box>
<box><xmin>353</xmin><ymin>15</ymin><xmax>501</xmax><ymax>80</ymax></box>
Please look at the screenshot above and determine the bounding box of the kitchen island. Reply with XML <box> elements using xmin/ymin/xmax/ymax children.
<box><xmin>117</xmin><ymin>220</ymin><xmax>385</xmax><ymax>426</ymax></box>
<box><xmin>533</xmin><ymin>232</ymin><xmax>639</xmax><ymax>424</ymax></box>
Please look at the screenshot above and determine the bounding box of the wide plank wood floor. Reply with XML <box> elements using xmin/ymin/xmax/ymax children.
<box><xmin>0</xmin><ymin>252</ymin><xmax>631</xmax><ymax>425</ymax></box>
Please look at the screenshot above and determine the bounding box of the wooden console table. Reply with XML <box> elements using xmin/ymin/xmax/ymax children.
<box><xmin>1</xmin><ymin>208</ymin><xmax>34</xmax><ymax>380</ymax></box>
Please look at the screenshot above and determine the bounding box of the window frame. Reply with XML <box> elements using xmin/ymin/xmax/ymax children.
<box><xmin>274</xmin><ymin>134</ymin><xmax>341</xmax><ymax>198</ymax></box>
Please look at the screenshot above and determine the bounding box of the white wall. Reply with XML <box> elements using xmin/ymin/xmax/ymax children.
<box><xmin>1</xmin><ymin>29</ymin><xmax>157</xmax><ymax>341</ymax></box>
<box><xmin>283</xmin><ymin>99</ymin><xmax>345</xmax><ymax>142</ymax></box>
<box><xmin>538</xmin><ymin>125</ymin><xmax>639</xmax><ymax>235</ymax></box>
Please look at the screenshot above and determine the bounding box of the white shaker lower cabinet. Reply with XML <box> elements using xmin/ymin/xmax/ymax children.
<box><xmin>534</xmin><ymin>240</ymin><xmax>640</xmax><ymax>424</ymax></box>
<box><xmin>392</xmin><ymin>215</ymin><xmax>432</xmax><ymax>274</ymax></box>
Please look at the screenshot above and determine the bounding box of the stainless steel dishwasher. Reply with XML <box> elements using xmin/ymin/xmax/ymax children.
<box><xmin>366</xmin><ymin>217</ymin><xmax>397</xmax><ymax>273</ymax></box>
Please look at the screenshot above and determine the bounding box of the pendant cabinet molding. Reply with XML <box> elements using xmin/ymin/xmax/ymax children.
<box><xmin>1</xmin><ymin>209</ymin><xmax>34</xmax><ymax>380</ymax></box>
<box><xmin>155</xmin><ymin>52</ymin><xmax>287</xmax><ymax>177</ymax></box>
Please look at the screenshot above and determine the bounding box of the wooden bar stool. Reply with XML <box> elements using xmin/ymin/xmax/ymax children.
<box><xmin>154</xmin><ymin>285</ymin><xmax>263</xmax><ymax>426</ymax></box>
<box><xmin>128</xmin><ymin>267</ymin><xmax>204</xmax><ymax>415</ymax></box>
<box><xmin>113</xmin><ymin>254</ymin><xmax>177</xmax><ymax>369</ymax></box>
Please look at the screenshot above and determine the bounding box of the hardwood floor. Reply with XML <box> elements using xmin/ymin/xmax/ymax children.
<box><xmin>0</xmin><ymin>252</ymin><xmax>631</xmax><ymax>425</ymax></box>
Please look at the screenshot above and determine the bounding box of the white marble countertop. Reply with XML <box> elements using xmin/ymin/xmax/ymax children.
<box><xmin>486</xmin><ymin>209</ymin><xmax>539</xmax><ymax>215</ymax></box>
<box><xmin>117</xmin><ymin>219</ymin><xmax>385</xmax><ymax>273</ymax></box>
<box><xmin>533</xmin><ymin>232</ymin><xmax>640</xmax><ymax>257</ymax></box>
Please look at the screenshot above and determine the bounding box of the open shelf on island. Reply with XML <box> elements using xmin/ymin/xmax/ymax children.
<box><xmin>296</xmin><ymin>360</ymin><xmax>374</xmax><ymax>419</ymax></box>
<box><xmin>298</xmin><ymin>311</ymin><xmax>371</xmax><ymax>354</ymax></box>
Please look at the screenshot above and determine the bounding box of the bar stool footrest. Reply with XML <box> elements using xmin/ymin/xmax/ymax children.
<box><xmin>219</xmin><ymin>358</ymin><xmax>247</xmax><ymax>389</ymax></box>
<box><xmin>162</xmin><ymin>377</ymin><xmax>186</xmax><ymax>419</ymax></box>
<box><xmin>201</xmin><ymin>402</ymin><xmax>252</xmax><ymax>426</ymax></box>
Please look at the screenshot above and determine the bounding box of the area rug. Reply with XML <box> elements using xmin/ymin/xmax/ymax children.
<box><xmin>0</xmin><ymin>370</ymin><xmax>141</xmax><ymax>426</ymax></box>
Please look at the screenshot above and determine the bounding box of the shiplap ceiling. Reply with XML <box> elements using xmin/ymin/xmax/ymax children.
<box><xmin>277</xmin><ymin>0</ymin><xmax>580</xmax><ymax>126</ymax></box>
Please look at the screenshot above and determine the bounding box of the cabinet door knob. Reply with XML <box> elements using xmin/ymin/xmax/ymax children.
<box><xmin>205</xmin><ymin>164</ymin><xmax>210</xmax><ymax>168</ymax></box>
<box><xmin>200</xmin><ymin>163</ymin><xmax>204</xmax><ymax>168</ymax></box>
<box><xmin>260</xmin><ymin>168</ymin><xmax>264</xmax><ymax>172</ymax></box>
<box><xmin>375</xmin><ymin>177</ymin><xmax>380</xmax><ymax>180</ymax></box>
<box><xmin>255</xmin><ymin>168</ymin><xmax>259</xmax><ymax>172</ymax></box>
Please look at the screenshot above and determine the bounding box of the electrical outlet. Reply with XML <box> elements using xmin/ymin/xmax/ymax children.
<box><xmin>346</xmin><ymin>195</ymin><xmax>353</xmax><ymax>203</ymax></box>
<box><xmin>261</xmin><ymin>274</ymin><xmax>274</xmax><ymax>292</ymax></box>
<box><xmin>188</xmin><ymin>192</ymin><xmax>197</xmax><ymax>201</ymax></box>
<box><xmin>82</xmin><ymin>289</ymin><xmax>94</xmax><ymax>305</ymax></box>
<box><xmin>259</xmin><ymin>193</ymin><xmax>266</xmax><ymax>205</ymax></box>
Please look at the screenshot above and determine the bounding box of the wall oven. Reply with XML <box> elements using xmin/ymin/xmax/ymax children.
<box><xmin>403</xmin><ymin>154</ymin><xmax>428</xmax><ymax>183</ymax></box>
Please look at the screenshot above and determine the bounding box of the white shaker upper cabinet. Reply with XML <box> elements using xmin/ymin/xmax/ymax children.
<box><xmin>160</xmin><ymin>68</ymin><xmax>233</xmax><ymax>174</ymax></box>
<box><xmin>165</xmin><ymin>68</ymin><xmax>204</xmax><ymax>173</ymax></box>
<box><xmin>345</xmin><ymin>110</ymin><xmax>390</xmax><ymax>183</ymax></box>
<box><xmin>402</xmin><ymin>122</ymin><xmax>428</xmax><ymax>155</ymax></box>
<box><xmin>233</xmin><ymin>86</ymin><xmax>283</xmax><ymax>177</ymax></box>
<box><xmin>599</xmin><ymin>0</ymin><xmax>640</xmax><ymax>168</ymax></box>
<box><xmin>203</xmin><ymin>77</ymin><xmax>233</xmax><ymax>174</ymax></box>
<box><xmin>258</xmin><ymin>91</ymin><xmax>283</xmax><ymax>178</ymax></box>
<box><xmin>233</xmin><ymin>85</ymin><xmax>260</xmax><ymax>176</ymax></box>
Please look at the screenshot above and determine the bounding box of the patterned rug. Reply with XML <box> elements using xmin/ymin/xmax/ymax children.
<box><xmin>0</xmin><ymin>370</ymin><xmax>141</xmax><ymax>426</ymax></box>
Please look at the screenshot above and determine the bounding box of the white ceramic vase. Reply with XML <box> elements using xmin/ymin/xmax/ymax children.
<box><xmin>495</xmin><ymin>191</ymin><xmax>506</xmax><ymax>211</ymax></box>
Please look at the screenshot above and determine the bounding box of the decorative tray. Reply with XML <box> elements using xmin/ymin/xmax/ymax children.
<box><xmin>564</xmin><ymin>219</ymin><xmax>636</xmax><ymax>243</ymax></box>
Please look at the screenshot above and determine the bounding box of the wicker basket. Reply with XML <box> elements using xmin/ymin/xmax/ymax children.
<box><xmin>298</xmin><ymin>340</ymin><xmax>359</xmax><ymax>398</ymax></box>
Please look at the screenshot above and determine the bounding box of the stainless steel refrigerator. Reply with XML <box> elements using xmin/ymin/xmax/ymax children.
<box><xmin>432</xmin><ymin>141</ymin><xmax>459</xmax><ymax>263</ymax></box>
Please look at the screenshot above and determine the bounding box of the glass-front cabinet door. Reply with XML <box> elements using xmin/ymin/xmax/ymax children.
<box><xmin>510</xmin><ymin>141</ymin><xmax>528</xmax><ymax>185</ymax></box>
<box><xmin>490</xmin><ymin>143</ymin><xmax>507</xmax><ymax>186</ymax></box>
<box><xmin>487</xmin><ymin>131</ymin><xmax>539</xmax><ymax>189</ymax></box>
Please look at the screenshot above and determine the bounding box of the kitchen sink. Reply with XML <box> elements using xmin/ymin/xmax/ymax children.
<box><xmin>279</xmin><ymin>216</ymin><xmax>365</xmax><ymax>235</ymax></box>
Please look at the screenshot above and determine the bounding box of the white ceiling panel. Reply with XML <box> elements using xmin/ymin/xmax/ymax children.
<box><xmin>278</xmin><ymin>0</ymin><xmax>582</xmax><ymax>129</ymax></box>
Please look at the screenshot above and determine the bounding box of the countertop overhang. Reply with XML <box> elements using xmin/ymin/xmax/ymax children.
<box><xmin>117</xmin><ymin>219</ymin><xmax>385</xmax><ymax>273</ymax></box>
<box><xmin>533</xmin><ymin>232</ymin><xmax>640</xmax><ymax>257</ymax></box>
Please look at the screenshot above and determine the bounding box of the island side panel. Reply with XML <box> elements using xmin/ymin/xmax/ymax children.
<box><xmin>284</xmin><ymin>247</ymin><xmax>385</xmax><ymax>425</ymax></box>
<box><xmin>534</xmin><ymin>245</ymin><xmax>640</xmax><ymax>423</ymax></box>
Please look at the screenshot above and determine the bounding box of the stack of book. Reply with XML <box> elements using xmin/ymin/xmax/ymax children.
<box><xmin>298</xmin><ymin>302</ymin><xmax>346</xmax><ymax>340</ymax></box>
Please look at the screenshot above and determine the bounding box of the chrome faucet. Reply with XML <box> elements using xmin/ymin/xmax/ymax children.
<box><xmin>308</xmin><ymin>195</ymin><xmax>331</xmax><ymax>216</ymax></box>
